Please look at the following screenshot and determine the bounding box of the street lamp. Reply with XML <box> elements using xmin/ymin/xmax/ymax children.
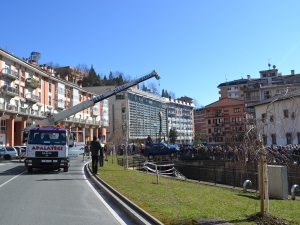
<box><xmin>153</xmin><ymin>123</ymin><xmax>157</xmax><ymax>142</ymax></box>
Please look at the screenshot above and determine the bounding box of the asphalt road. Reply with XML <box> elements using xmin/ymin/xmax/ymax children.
<box><xmin>0</xmin><ymin>157</ymin><xmax>136</xmax><ymax>225</ymax></box>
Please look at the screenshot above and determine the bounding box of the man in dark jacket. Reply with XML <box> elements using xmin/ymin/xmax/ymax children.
<box><xmin>99</xmin><ymin>143</ymin><xmax>104</xmax><ymax>167</ymax></box>
<box><xmin>90</xmin><ymin>136</ymin><xmax>101</xmax><ymax>175</ymax></box>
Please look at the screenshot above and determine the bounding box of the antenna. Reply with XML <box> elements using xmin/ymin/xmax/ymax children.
<box><xmin>268</xmin><ymin>58</ymin><xmax>271</xmax><ymax>69</ymax></box>
<box><xmin>225</xmin><ymin>74</ymin><xmax>227</xmax><ymax>82</ymax></box>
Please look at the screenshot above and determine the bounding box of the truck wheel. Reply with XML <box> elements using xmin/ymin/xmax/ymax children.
<box><xmin>148</xmin><ymin>154</ymin><xmax>154</xmax><ymax>160</ymax></box>
<box><xmin>28</xmin><ymin>167</ymin><xmax>33</xmax><ymax>173</ymax></box>
<box><xmin>64</xmin><ymin>167</ymin><xmax>68</xmax><ymax>172</ymax></box>
<box><xmin>4</xmin><ymin>154</ymin><xmax>11</xmax><ymax>160</ymax></box>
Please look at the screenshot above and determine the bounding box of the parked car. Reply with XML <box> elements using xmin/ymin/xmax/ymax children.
<box><xmin>13</xmin><ymin>146</ymin><xmax>27</xmax><ymax>159</ymax></box>
<box><xmin>0</xmin><ymin>146</ymin><xmax>18</xmax><ymax>160</ymax></box>
<box><xmin>141</xmin><ymin>142</ymin><xmax>180</xmax><ymax>160</ymax></box>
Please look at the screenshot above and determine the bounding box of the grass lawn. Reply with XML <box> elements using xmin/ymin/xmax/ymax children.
<box><xmin>93</xmin><ymin>157</ymin><xmax>300</xmax><ymax>225</ymax></box>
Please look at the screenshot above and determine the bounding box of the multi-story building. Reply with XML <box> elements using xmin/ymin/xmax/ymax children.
<box><xmin>194</xmin><ymin>107</ymin><xmax>206</xmax><ymax>140</ymax></box>
<box><xmin>253</xmin><ymin>89</ymin><xmax>300</xmax><ymax>146</ymax></box>
<box><xmin>0</xmin><ymin>48</ymin><xmax>105</xmax><ymax>146</ymax></box>
<box><xmin>84</xmin><ymin>85</ymin><xmax>195</xmax><ymax>144</ymax></box>
<box><xmin>217</xmin><ymin>79</ymin><xmax>248</xmax><ymax>100</ymax></box>
<box><xmin>83</xmin><ymin>86</ymin><xmax>168</xmax><ymax>143</ymax></box>
<box><xmin>204</xmin><ymin>98</ymin><xmax>245</xmax><ymax>147</ymax></box>
<box><xmin>165</xmin><ymin>97</ymin><xmax>194</xmax><ymax>144</ymax></box>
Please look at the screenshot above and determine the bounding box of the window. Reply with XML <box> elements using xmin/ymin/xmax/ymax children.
<box><xmin>208</xmin><ymin>120</ymin><xmax>211</xmax><ymax>124</ymax></box>
<box><xmin>270</xmin><ymin>115</ymin><xmax>274</xmax><ymax>122</ymax></box>
<box><xmin>234</xmin><ymin>108</ymin><xmax>241</xmax><ymax>113</ymax></box>
<box><xmin>291</xmin><ymin>112</ymin><xmax>295</xmax><ymax>119</ymax></box>
<box><xmin>271</xmin><ymin>134</ymin><xmax>276</xmax><ymax>145</ymax></box>
<box><xmin>116</xmin><ymin>94</ymin><xmax>125</xmax><ymax>100</ymax></box>
<box><xmin>208</xmin><ymin>128</ymin><xmax>211</xmax><ymax>133</ymax></box>
<box><xmin>48</xmin><ymin>96</ymin><xmax>51</xmax><ymax>106</ymax></box>
<box><xmin>262</xmin><ymin>113</ymin><xmax>266</xmax><ymax>123</ymax></box>
<box><xmin>286</xmin><ymin>133</ymin><xmax>292</xmax><ymax>144</ymax></box>
<box><xmin>283</xmin><ymin>110</ymin><xmax>289</xmax><ymax>118</ymax></box>
<box><xmin>49</xmin><ymin>83</ymin><xmax>52</xmax><ymax>92</ymax></box>
<box><xmin>0</xmin><ymin>120</ymin><xmax>6</xmax><ymax>131</ymax></box>
<box><xmin>262</xmin><ymin>135</ymin><xmax>267</xmax><ymax>145</ymax></box>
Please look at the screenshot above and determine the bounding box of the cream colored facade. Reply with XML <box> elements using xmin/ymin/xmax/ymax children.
<box><xmin>0</xmin><ymin>48</ymin><xmax>106</xmax><ymax>146</ymax></box>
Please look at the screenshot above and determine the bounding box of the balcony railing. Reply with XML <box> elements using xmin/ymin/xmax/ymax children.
<box><xmin>1</xmin><ymin>85</ymin><xmax>19</xmax><ymax>97</ymax></box>
<box><xmin>25</xmin><ymin>93</ymin><xmax>40</xmax><ymax>103</ymax></box>
<box><xmin>230</xmin><ymin>122</ymin><xmax>244</xmax><ymax>126</ymax></box>
<box><xmin>204</xmin><ymin>112</ymin><xmax>224</xmax><ymax>118</ymax></box>
<box><xmin>244</xmin><ymin>96</ymin><xmax>260</xmax><ymax>101</ymax></box>
<box><xmin>0</xmin><ymin>68</ymin><xmax>18</xmax><ymax>80</ymax></box>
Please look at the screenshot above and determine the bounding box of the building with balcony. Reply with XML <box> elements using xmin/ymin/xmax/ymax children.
<box><xmin>165</xmin><ymin>97</ymin><xmax>194</xmax><ymax>144</ymax></box>
<box><xmin>204</xmin><ymin>98</ymin><xmax>245</xmax><ymax>147</ymax></box>
<box><xmin>83</xmin><ymin>86</ymin><xmax>168</xmax><ymax>143</ymax></box>
<box><xmin>0</xmin><ymin>48</ymin><xmax>105</xmax><ymax>146</ymax></box>
<box><xmin>194</xmin><ymin>107</ymin><xmax>206</xmax><ymax>140</ymax></box>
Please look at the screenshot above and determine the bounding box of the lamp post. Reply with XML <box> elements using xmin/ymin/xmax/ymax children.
<box><xmin>158</xmin><ymin>112</ymin><xmax>162</xmax><ymax>161</ymax></box>
<box><xmin>153</xmin><ymin>123</ymin><xmax>157</xmax><ymax>142</ymax></box>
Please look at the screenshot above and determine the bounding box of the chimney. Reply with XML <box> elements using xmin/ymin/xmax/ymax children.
<box><xmin>291</xmin><ymin>70</ymin><xmax>295</xmax><ymax>75</ymax></box>
<box><xmin>247</xmin><ymin>75</ymin><xmax>251</xmax><ymax>80</ymax></box>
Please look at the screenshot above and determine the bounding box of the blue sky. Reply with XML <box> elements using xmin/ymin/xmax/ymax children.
<box><xmin>2</xmin><ymin>0</ymin><xmax>300</xmax><ymax>107</ymax></box>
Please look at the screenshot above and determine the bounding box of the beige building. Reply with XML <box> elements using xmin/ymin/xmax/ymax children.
<box><xmin>0</xmin><ymin>48</ymin><xmax>105</xmax><ymax>146</ymax></box>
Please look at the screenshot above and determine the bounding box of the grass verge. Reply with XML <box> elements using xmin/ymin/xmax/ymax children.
<box><xmin>93</xmin><ymin>157</ymin><xmax>300</xmax><ymax>225</ymax></box>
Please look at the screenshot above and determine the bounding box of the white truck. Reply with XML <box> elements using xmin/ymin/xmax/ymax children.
<box><xmin>23</xmin><ymin>70</ymin><xmax>160</xmax><ymax>173</ymax></box>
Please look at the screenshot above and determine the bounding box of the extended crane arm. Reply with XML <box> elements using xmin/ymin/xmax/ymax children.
<box><xmin>23</xmin><ymin>70</ymin><xmax>160</xmax><ymax>132</ymax></box>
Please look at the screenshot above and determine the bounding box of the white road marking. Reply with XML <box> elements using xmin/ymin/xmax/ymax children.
<box><xmin>83</xmin><ymin>162</ymin><xmax>126</xmax><ymax>225</ymax></box>
<box><xmin>0</xmin><ymin>171</ymin><xmax>27</xmax><ymax>188</ymax></box>
<box><xmin>0</xmin><ymin>163</ymin><xmax>12</xmax><ymax>166</ymax></box>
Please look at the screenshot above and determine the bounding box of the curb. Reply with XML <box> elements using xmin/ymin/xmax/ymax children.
<box><xmin>86</xmin><ymin>163</ymin><xmax>164</xmax><ymax>225</ymax></box>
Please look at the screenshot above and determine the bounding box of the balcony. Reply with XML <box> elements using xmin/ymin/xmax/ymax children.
<box><xmin>1</xmin><ymin>85</ymin><xmax>19</xmax><ymax>97</ymax></box>
<box><xmin>244</xmin><ymin>96</ymin><xmax>260</xmax><ymax>101</ymax></box>
<box><xmin>211</xmin><ymin>122</ymin><xmax>224</xmax><ymax>126</ymax></box>
<box><xmin>25</xmin><ymin>93</ymin><xmax>40</xmax><ymax>103</ymax></box>
<box><xmin>6</xmin><ymin>104</ymin><xmax>17</xmax><ymax>111</ymax></box>
<box><xmin>230</xmin><ymin>122</ymin><xmax>244</xmax><ymax>126</ymax></box>
<box><xmin>244</xmin><ymin>107</ymin><xmax>255</xmax><ymax>113</ymax></box>
<box><xmin>25</xmin><ymin>78</ymin><xmax>39</xmax><ymax>89</ymax></box>
<box><xmin>55</xmin><ymin>102</ymin><xmax>64</xmax><ymax>109</ymax></box>
<box><xmin>204</xmin><ymin>112</ymin><xmax>224</xmax><ymax>118</ymax></box>
<box><xmin>0</xmin><ymin>68</ymin><xmax>18</xmax><ymax>81</ymax></box>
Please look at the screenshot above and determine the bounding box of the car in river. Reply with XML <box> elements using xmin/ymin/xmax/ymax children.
<box><xmin>141</xmin><ymin>142</ymin><xmax>180</xmax><ymax>160</ymax></box>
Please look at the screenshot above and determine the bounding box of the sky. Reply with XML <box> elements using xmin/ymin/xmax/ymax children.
<box><xmin>2</xmin><ymin>0</ymin><xmax>300</xmax><ymax>107</ymax></box>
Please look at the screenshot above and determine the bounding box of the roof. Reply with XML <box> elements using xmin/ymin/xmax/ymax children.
<box><xmin>217</xmin><ymin>79</ymin><xmax>248</xmax><ymax>88</ymax></box>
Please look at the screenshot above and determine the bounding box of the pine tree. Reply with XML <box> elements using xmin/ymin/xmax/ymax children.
<box><xmin>169</xmin><ymin>128</ymin><xmax>178</xmax><ymax>144</ymax></box>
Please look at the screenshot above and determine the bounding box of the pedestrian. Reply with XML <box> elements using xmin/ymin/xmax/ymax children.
<box><xmin>99</xmin><ymin>143</ymin><xmax>104</xmax><ymax>167</ymax></box>
<box><xmin>90</xmin><ymin>136</ymin><xmax>101</xmax><ymax>175</ymax></box>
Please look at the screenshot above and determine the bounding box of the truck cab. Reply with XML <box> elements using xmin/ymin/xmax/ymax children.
<box><xmin>25</xmin><ymin>126</ymin><xmax>70</xmax><ymax>173</ymax></box>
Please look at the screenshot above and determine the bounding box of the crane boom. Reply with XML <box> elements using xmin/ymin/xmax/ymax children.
<box><xmin>23</xmin><ymin>70</ymin><xmax>160</xmax><ymax>132</ymax></box>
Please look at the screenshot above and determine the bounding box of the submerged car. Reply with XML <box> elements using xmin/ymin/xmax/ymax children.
<box><xmin>141</xmin><ymin>142</ymin><xmax>180</xmax><ymax>160</ymax></box>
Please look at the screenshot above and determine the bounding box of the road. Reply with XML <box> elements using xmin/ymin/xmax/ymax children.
<box><xmin>0</xmin><ymin>157</ymin><xmax>136</xmax><ymax>225</ymax></box>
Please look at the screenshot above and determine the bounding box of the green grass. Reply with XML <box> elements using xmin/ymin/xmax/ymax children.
<box><xmin>94</xmin><ymin>157</ymin><xmax>300</xmax><ymax>225</ymax></box>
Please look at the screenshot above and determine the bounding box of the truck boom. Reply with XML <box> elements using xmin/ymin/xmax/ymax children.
<box><xmin>23</xmin><ymin>70</ymin><xmax>160</xmax><ymax>132</ymax></box>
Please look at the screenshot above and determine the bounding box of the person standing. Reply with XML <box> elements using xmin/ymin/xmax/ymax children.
<box><xmin>90</xmin><ymin>136</ymin><xmax>101</xmax><ymax>175</ymax></box>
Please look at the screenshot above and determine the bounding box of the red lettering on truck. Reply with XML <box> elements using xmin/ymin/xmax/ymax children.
<box><xmin>32</xmin><ymin>146</ymin><xmax>63</xmax><ymax>150</ymax></box>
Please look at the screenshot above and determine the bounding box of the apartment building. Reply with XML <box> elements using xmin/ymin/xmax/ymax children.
<box><xmin>194</xmin><ymin>107</ymin><xmax>206</xmax><ymax>140</ymax></box>
<box><xmin>253</xmin><ymin>89</ymin><xmax>300</xmax><ymax>146</ymax></box>
<box><xmin>204</xmin><ymin>98</ymin><xmax>245</xmax><ymax>147</ymax></box>
<box><xmin>0</xmin><ymin>48</ymin><xmax>106</xmax><ymax>146</ymax></box>
<box><xmin>165</xmin><ymin>96</ymin><xmax>194</xmax><ymax>144</ymax></box>
<box><xmin>217</xmin><ymin>79</ymin><xmax>248</xmax><ymax>100</ymax></box>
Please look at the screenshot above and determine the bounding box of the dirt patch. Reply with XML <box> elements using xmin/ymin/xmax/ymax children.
<box><xmin>193</xmin><ymin>218</ymin><xmax>233</xmax><ymax>225</ymax></box>
<box><xmin>246</xmin><ymin>212</ymin><xmax>287</xmax><ymax>225</ymax></box>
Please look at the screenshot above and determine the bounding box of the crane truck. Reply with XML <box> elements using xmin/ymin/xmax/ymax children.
<box><xmin>23</xmin><ymin>70</ymin><xmax>160</xmax><ymax>173</ymax></box>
